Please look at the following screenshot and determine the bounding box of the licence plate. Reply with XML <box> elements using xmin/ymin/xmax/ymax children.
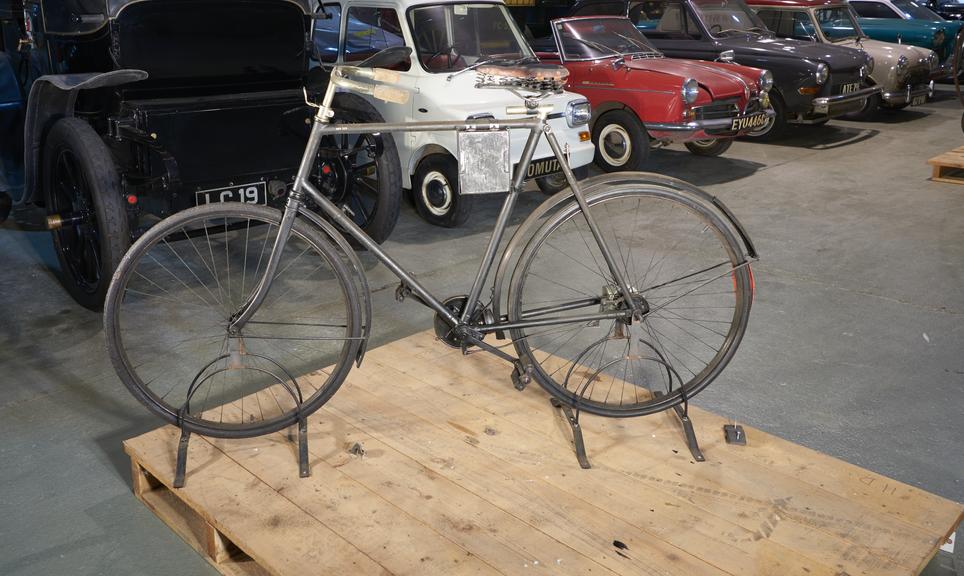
<box><xmin>525</xmin><ymin>157</ymin><xmax>562</xmax><ymax>180</ymax></box>
<box><xmin>730</xmin><ymin>113</ymin><xmax>769</xmax><ymax>131</ymax></box>
<box><xmin>911</xmin><ymin>94</ymin><xmax>927</xmax><ymax>106</ymax></box>
<box><xmin>195</xmin><ymin>182</ymin><xmax>267</xmax><ymax>206</ymax></box>
<box><xmin>840</xmin><ymin>82</ymin><xmax>860</xmax><ymax>94</ymax></box>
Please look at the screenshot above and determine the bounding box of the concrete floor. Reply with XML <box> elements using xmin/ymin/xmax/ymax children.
<box><xmin>1</xmin><ymin>87</ymin><xmax>962</xmax><ymax>575</ymax></box>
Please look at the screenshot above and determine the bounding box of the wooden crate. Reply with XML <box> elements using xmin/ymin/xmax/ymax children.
<box><xmin>928</xmin><ymin>146</ymin><xmax>964</xmax><ymax>184</ymax></box>
<box><xmin>125</xmin><ymin>330</ymin><xmax>963</xmax><ymax>576</ymax></box>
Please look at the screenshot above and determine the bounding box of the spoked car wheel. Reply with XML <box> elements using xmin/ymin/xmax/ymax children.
<box><xmin>44</xmin><ymin>118</ymin><xmax>130</xmax><ymax>310</ymax></box>
<box><xmin>413</xmin><ymin>154</ymin><xmax>473</xmax><ymax>227</ymax></box>
<box><xmin>104</xmin><ymin>203</ymin><xmax>362</xmax><ymax>438</ymax></box>
<box><xmin>314</xmin><ymin>93</ymin><xmax>401</xmax><ymax>244</ymax></box>
<box><xmin>684</xmin><ymin>138</ymin><xmax>733</xmax><ymax>157</ymax></box>
<box><xmin>592</xmin><ymin>110</ymin><xmax>649</xmax><ymax>172</ymax></box>
<box><xmin>508</xmin><ymin>186</ymin><xmax>753</xmax><ymax>417</ymax></box>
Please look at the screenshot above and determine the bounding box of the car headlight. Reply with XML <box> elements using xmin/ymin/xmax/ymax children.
<box><xmin>859</xmin><ymin>65</ymin><xmax>868</xmax><ymax>80</ymax></box>
<box><xmin>759</xmin><ymin>70</ymin><xmax>774</xmax><ymax>92</ymax></box>
<box><xmin>896</xmin><ymin>54</ymin><xmax>908</xmax><ymax>75</ymax></box>
<box><xmin>928</xmin><ymin>51</ymin><xmax>939</xmax><ymax>70</ymax></box>
<box><xmin>865</xmin><ymin>56</ymin><xmax>874</xmax><ymax>75</ymax></box>
<box><xmin>682</xmin><ymin>78</ymin><xmax>700</xmax><ymax>104</ymax></box>
<box><xmin>934</xmin><ymin>29</ymin><xmax>945</xmax><ymax>48</ymax></box>
<box><xmin>815</xmin><ymin>62</ymin><xmax>828</xmax><ymax>85</ymax></box>
<box><xmin>565</xmin><ymin>99</ymin><xmax>591</xmax><ymax>127</ymax></box>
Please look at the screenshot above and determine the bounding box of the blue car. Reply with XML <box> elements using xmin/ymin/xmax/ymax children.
<box><xmin>849</xmin><ymin>0</ymin><xmax>963</xmax><ymax>76</ymax></box>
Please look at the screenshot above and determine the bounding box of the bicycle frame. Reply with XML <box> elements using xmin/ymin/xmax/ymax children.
<box><xmin>229</xmin><ymin>67</ymin><xmax>640</xmax><ymax>360</ymax></box>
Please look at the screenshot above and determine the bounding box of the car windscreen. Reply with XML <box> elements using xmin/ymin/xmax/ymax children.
<box><xmin>892</xmin><ymin>0</ymin><xmax>943</xmax><ymax>19</ymax></box>
<box><xmin>814</xmin><ymin>6</ymin><xmax>861</xmax><ymax>41</ymax></box>
<box><xmin>690</xmin><ymin>0</ymin><xmax>768</xmax><ymax>37</ymax></box>
<box><xmin>555</xmin><ymin>18</ymin><xmax>660</xmax><ymax>60</ymax></box>
<box><xmin>408</xmin><ymin>3</ymin><xmax>533</xmax><ymax>73</ymax></box>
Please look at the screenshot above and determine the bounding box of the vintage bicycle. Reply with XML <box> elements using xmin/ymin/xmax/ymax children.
<box><xmin>103</xmin><ymin>48</ymin><xmax>757</xmax><ymax>485</ymax></box>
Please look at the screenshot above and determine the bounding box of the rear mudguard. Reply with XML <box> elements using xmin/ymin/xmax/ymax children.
<box><xmin>489</xmin><ymin>171</ymin><xmax>757</xmax><ymax>331</ymax></box>
<box><xmin>297</xmin><ymin>206</ymin><xmax>373</xmax><ymax>367</ymax></box>
<box><xmin>17</xmin><ymin>69</ymin><xmax>147</xmax><ymax>206</ymax></box>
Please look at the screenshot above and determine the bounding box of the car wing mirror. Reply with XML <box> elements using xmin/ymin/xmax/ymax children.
<box><xmin>716</xmin><ymin>49</ymin><xmax>735</xmax><ymax>62</ymax></box>
<box><xmin>357</xmin><ymin>46</ymin><xmax>413</xmax><ymax>70</ymax></box>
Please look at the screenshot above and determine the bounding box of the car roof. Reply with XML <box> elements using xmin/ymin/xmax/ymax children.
<box><xmin>744</xmin><ymin>0</ymin><xmax>843</xmax><ymax>6</ymax></box>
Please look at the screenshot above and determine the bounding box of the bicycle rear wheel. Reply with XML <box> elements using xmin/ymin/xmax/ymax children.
<box><xmin>508</xmin><ymin>185</ymin><xmax>752</xmax><ymax>417</ymax></box>
<box><xmin>105</xmin><ymin>203</ymin><xmax>362</xmax><ymax>437</ymax></box>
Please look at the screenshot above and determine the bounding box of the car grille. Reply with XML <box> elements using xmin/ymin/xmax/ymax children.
<box><xmin>900</xmin><ymin>66</ymin><xmax>931</xmax><ymax>87</ymax></box>
<box><xmin>694</xmin><ymin>98</ymin><xmax>739</xmax><ymax>121</ymax></box>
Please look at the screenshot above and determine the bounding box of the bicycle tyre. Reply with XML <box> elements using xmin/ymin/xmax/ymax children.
<box><xmin>105</xmin><ymin>203</ymin><xmax>362</xmax><ymax>438</ymax></box>
<box><xmin>508</xmin><ymin>184</ymin><xmax>752</xmax><ymax>418</ymax></box>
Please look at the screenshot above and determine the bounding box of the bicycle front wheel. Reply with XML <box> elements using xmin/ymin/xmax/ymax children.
<box><xmin>508</xmin><ymin>185</ymin><xmax>752</xmax><ymax>417</ymax></box>
<box><xmin>105</xmin><ymin>203</ymin><xmax>362</xmax><ymax>438</ymax></box>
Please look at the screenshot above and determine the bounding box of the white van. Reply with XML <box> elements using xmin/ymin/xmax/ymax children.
<box><xmin>313</xmin><ymin>0</ymin><xmax>595</xmax><ymax>226</ymax></box>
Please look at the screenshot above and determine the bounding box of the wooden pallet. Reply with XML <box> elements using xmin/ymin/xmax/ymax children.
<box><xmin>124</xmin><ymin>330</ymin><xmax>963</xmax><ymax>576</ymax></box>
<box><xmin>928</xmin><ymin>146</ymin><xmax>964</xmax><ymax>184</ymax></box>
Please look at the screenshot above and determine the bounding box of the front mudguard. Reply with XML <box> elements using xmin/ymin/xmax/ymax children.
<box><xmin>17</xmin><ymin>69</ymin><xmax>147</xmax><ymax>206</ymax></box>
<box><xmin>489</xmin><ymin>171</ymin><xmax>758</xmax><ymax>333</ymax></box>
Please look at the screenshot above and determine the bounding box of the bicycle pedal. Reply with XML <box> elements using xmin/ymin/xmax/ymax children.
<box><xmin>511</xmin><ymin>363</ymin><xmax>532</xmax><ymax>391</ymax></box>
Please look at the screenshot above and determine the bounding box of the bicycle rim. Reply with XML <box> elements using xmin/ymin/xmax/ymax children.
<box><xmin>105</xmin><ymin>203</ymin><xmax>361</xmax><ymax>437</ymax></box>
<box><xmin>508</xmin><ymin>187</ymin><xmax>752</xmax><ymax>417</ymax></box>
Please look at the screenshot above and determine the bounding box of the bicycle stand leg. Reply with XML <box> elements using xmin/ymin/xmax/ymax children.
<box><xmin>174</xmin><ymin>428</ymin><xmax>191</xmax><ymax>488</ymax></box>
<box><xmin>298</xmin><ymin>416</ymin><xmax>310</xmax><ymax>478</ymax></box>
<box><xmin>550</xmin><ymin>397</ymin><xmax>591</xmax><ymax>469</ymax></box>
<box><xmin>654</xmin><ymin>391</ymin><xmax>705</xmax><ymax>462</ymax></box>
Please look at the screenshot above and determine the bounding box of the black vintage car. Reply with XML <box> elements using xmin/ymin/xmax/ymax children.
<box><xmin>0</xmin><ymin>0</ymin><xmax>399</xmax><ymax>309</ymax></box>
<box><xmin>512</xmin><ymin>0</ymin><xmax>880</xmax><ymax>139</ymax></box>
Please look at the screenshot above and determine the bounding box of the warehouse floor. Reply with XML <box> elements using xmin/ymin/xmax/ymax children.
<box><xmin>0</xmin><ymin>86</ymin><xmax>962</xmax><ymax>575</ymax></box>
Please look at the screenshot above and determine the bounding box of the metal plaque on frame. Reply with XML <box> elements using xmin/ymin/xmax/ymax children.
<box><xmin>457</xmin><ymin>129</ymin><xmax>511</xmax><ymax>195</ymax></box>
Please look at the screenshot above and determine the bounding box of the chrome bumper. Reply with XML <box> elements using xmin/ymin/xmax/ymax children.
<box><xmin>881</xmin><ymin>81</ymin><xmax>934</xmax><ymax>105</ymax></box>
<box><xmin>812</xmin><ymin>86</ymin><xmax>881</xmax><ymax>115</ymax></box>
<box><xmin>645</xmin><ymin>108</ymin><xmax>775</xmax><ymax>135</ymax></box>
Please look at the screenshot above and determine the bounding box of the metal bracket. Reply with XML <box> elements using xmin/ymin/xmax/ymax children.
<box><xmin>654</xmin><ymin>391</ymin><xmax>705</xmax><ymax>462</ymax></box>
<box><xmin>173</xmin><ymin>428</ymin><xmax>191</xmax><ymax>488</ymax></box>
<box><xmin>298</xmin><ymin>416</ymin><xmax>310</xmax><ymax>478</ymax></box>
<box><xmin>550</xmin><ymin>397</ymin><xmax>591</xmax><ymax>469</ymax></box>
<box><xmin>724</xmin><ymin>424</ymin><xmax>747</xmax><ymax>445</ymax></box>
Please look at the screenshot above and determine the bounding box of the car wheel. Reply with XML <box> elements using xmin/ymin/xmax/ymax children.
<box><xmin>413</xmin><ymin>154</ymin><xmax>473</xmax><ymax>228</ymax></box>
<box><xmin>535</xmin><ymin>165</ymin><xmax>590</xmax><ymax>195</ymax></box>
<box><xmin>315</xmin><ymin>92</ymin><xmax>402</xmax><ymax>244</ymax></box>
<box><xmin>745</xmin><ymin>92</ymin><xmax>787</xmax><ymax>141</ymax></box>
<box><xmin>43</xmin><ymin>117</ymin><xmax>130</xmax><ymax>311</ymax></box>
<box><xmin>844</xmin><ymin>92</ymin><xmax>881</xmax><ymax>121</ymax></box>
<box><xmin>684</xmin><ymin>138</ymin><xmax>733</xmax><ymax>157</ymax></box>
<box><xmin>592</xmin><ymin>110</ymin><xmax>648</xmax><ymax>172</ymax></box>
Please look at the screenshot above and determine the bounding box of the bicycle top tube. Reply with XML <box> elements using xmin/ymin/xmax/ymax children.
<box><xmin>315</xmin><ymin>116</ymin><xmax>548</xmax><ymax>137</ymax></box>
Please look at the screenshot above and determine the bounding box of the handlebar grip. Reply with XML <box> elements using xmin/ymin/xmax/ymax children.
<box><xmin>372</xmin><ymin>69</ymin><xmax>401</xmax><ymax>84</ymax></box>
<box><xmin>373</xmin><ymin>85</ymin><xmax>410</xmax><ymax>105</ymax></box>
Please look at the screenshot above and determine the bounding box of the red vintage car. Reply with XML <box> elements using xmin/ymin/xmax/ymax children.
<box><xmin>534</xmin><ymin>16</ymin><xmax>775</xmax><ymax>170</ymax></box>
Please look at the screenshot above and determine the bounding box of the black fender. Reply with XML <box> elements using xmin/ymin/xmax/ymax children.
<box><xmin>16</xmin><ymin>69</ymin><xmax>147</xmax><ymax>206</ymax></box>
<box><xmin>296</xmin><ymin>206</ymin><xmax>373</xmax><ymax>367</ymax></box>
<box><xmin>489</xmin><ymin>171</ymin><xmax>757</xmax><ymax>333</ymax></box>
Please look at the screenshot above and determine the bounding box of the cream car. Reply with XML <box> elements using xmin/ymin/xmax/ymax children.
<box><xmin>313</xmin><ymin>0</ymin><xmax>595</xmax><ymax>227</ymax></box>
<box><xmin>751</xmin><ymin>0</ymin><xmax>938</xmax><ymax>116</ymax></box>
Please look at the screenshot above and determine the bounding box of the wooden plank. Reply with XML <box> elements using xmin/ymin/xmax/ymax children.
<box><xmin>382</xmin><ymin>332</ymin><xmax>963</xmax><ymax>536</ymax></box>
<box><xmin>319</xmin><ymin>375</ymin><xmax>848</xmax><ymax>576</ymax></box>
<box><xmin>233</xmin><ymin>397</ymin><xmax>630</xmax><ymax>576</ymax></box>
<box><xmin>211</xmin><ymin>398</ymin><xmax>533</xmax><ymax>576</ymax></box>
<box><xmin>124</xmin><ymin>427</ymin><xmax>392</xmax><ymax>576</ymax></box>
<box><xmin>351</xmin><ymin>334</ymin><xmax>956</xmax><ymax>576</ymax></box>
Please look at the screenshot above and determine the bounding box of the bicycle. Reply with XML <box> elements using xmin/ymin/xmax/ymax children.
<box><xmin>104</xmin><ymin>47</ymin><xmax>757</xmax><ymax>482</ymax></box>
